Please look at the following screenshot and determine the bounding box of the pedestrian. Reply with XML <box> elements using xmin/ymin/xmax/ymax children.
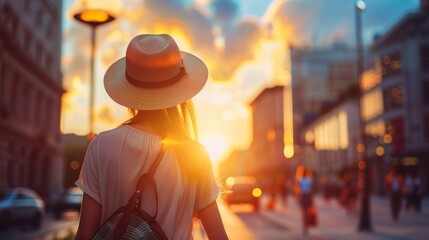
<box><xmin>340</xmin><ymin>171</ymin><xmax>358</xmax><ymax>216</ymax></box>
<box><xmin>405</xmin><ymin>172</ymin><xmax>422</xmax><ymax>213</ymax></box>
<box><xmin>297</xmin><ymin>168</ymin><xmax>316</xmax><ymax>235</ymax></box>
<box><xmin>74</xmin><ymin>34</ymin><xmax>229</xmax><ymax>240</ymax></box>
<box><xmin>279</xmin><ymin>175</ymin><xmax>289</xmax><ymax>206</ymax></box>
<box><xmin>385</xmin><ymin>167</ymin><xmax>404</xmax><ymax>221</ymax></box>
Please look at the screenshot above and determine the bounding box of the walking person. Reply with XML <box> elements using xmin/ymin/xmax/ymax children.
<box><xmin>74</xmin><ymin>34</ymin><xmax>229</xmax><ymax>239</ymax></box>
<box><xmin>279</xmin><ymin>175</ymin><xmax>290</xmax><ymax>206</ymax></box>
<box><xmin>340</xmin><ymin>171</ymin><xmax>358</xmax><ymax>216</ymax></box>
<box><xmin>385</xmin><ymin>167</ymin><xmax>404</xmax><ymax>221</ymax></box>
<box><xmin>297</xmin><ymin>168</ymin><xmax>316</xmax><ymax>235</ymax></box>
<box><xmin>405</xmin><ymin>172</ymin><xmax>422</xmax><ymax>213</ymax></box>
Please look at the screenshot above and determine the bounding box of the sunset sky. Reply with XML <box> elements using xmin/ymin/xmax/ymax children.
<box><xmin>61</xmin><ymin>0</ymin><xmax>419</xmax><ymax>163</ymax></box>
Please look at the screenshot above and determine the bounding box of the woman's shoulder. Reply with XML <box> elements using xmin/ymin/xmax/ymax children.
<box><xmin>167</xmin><ymin>139</ymin><xmax>209</xmax><ymax>159</ymax></box>
<box><xmin>95</xmin><ymin>125</ymin><xmax>161</xmax><ymax>142</ymax></box>
<box><xmin>166</xmin><ymin>138</ymin><xmax>212</xmax><ymax>178</ymax></box>
<box><xmin>95</xmin><ymin>125</ymin><xmax>124</xmax><ymax>137</ymax></box>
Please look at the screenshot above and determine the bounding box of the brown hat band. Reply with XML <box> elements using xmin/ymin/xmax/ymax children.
<box><xmin>125</xmin><ymin>67</ymin><xmax>186</xmax><ymax>89</ymax></box>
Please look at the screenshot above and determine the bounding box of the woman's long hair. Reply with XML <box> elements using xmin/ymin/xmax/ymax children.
<box><xmin>123</xmin><ymin>100</ymin><xmax>198</xmax><ymax>139</ymax></box>
<box><xmin>122</xmin><ymin>100</ymin><xmax>205</xmax><ymax>179</ymax></box>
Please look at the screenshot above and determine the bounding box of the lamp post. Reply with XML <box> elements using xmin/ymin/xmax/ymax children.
<box><xmin>73</xmin><ymin>8</ymin><xmax>115</xmax><ymax>139</ymax></box>
<box><xmin>355</xmin><ymin>0</ymin><xmax>372</xmax><ymax>231</ymax></box>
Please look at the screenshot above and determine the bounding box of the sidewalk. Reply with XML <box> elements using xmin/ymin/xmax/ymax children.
<box><xmin>261</xmin><ymin>195</ymin><xmax>429</xmax><ymax>240</ymax></box>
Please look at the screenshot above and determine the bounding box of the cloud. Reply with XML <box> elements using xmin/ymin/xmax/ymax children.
<box><xmin>323</xmin><ymin>26</ymin><xmax>349</xmax><ymax>46</ymax></box>
<box><xmin>211</xmin><ymin>16</ymin><xmax>263</xmax><ymax>81</ymax></box>
<box><xmin>263</xmin><ymin>0</ymin><xmax>319</xmax><ymax>45</ymax></box>
<box><xmin>64</xmin><ymin>0</ymin><xmax>420</xmax><ymax>86</ymax></box>
<box><xmin>62</xmin><ymin>26</ymin><xmax>93</xmax><ymax>84</ymax></box>
<box><xmin>72</xmin><ymin>0</ymin><xmax>389</xmax><ymax>86</ymax></box>
<box><xmin>60</xmin><ymin>76</ymin><xmax>90</xmax><ymax>134</ymax></box>
<box><xmin>264</xmin><ymin>0</ymin><xmax>419</xmax><ymax>47</ymax></box>
<box><xmin>211</xmin><ymin>0</ymin><xmax>239</xmax><ymax>23</ymax></box>
<box><xmin>64</xmin><ymin>0</ymin><xmax>270</xmax><ymax>84</ymax></box>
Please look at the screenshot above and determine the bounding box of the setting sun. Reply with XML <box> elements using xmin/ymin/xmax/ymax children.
<box><xmin>200</xmin><ymin>135</ymin><xmax>229</xmax><ymax>164</ymax></box>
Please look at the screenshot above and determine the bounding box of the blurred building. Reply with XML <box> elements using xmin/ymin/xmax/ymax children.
<box><xmin>301</xmin><ymin>98</ymin><xmax>360</xmax><ymax>178</ymax></box>
<box><xmin>290</xmin><ymin>43</ymin><xmax>357</xmax><ymax>125</ymax></box>
<box><xmin>248</xmin><ymin>86</ymin><xmax>287</xmax><ymax>178</ymax></box>
<box><xmin>218</xmin><ymin>86</ymin><xmax>289</xmax><ymax>188</ymax></box>
<box><xmin>290</xmin><ymin>44</ymin><xmax>359</xmax><ymax>175</ymax></box>
<box><xmin>0</xmin><ymin>0</ymin><xmax>64</xmax><ymax>204</ymax></box>
<box><xmin>363</xmin><ymin>0</ymin><xmax>429</xmax><ymax>195</ymax></box>
<box><xmin>228</xmin><ymin>85</ymin><xmax>292</xmax><ymax>194</ymax></box>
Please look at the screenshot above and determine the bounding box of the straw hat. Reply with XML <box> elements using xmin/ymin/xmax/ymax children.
<box><xmin>104</xmin><ymin>34</ymin><xmax>208</xmax><ymax>110</ymax></box>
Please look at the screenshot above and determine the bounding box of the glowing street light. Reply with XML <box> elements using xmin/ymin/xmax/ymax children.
<box><xmin>73</xmin><ymin>8</ymin><xmax>115</xmax><ymax>139</ymax></box>
<box><xmin>356</xmin><ymin>0</ymin><xmax>366</xmax><ymax>11</ymax></box>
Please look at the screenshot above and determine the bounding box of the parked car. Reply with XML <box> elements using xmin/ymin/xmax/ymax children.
<box><xmin>53</xmin><ymin>187</ymin><xmax>83</xmax><ymax>219</ymax></box>
<box><xmin>0</xmin><ymin>187</ymin><xmax>45</xmax><ymax>229</ymax></box>
<box><xmin>224</xmin><ymin>176</ymin><xmax>262</xmax><ymax>211</ymax></box>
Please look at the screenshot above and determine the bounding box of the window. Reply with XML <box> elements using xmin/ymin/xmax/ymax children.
<box><xmin>22</xmin><ymin>83</ymin><xmax>30</xmax><ymax>121</ymax></box>
<box><xmin>3</xmin><ymin>68</ymin><xmax>16</xmax><ymax>115</ymax></box>
<box><xmin>423</xmin><ymin>81</ymin><xmax>429</xmax><ymax>106</ymax></box>
<box><xmin>0</xmin><ymin>57</ymin><xmax>3</xmax><ymax>108</ymax></box>
<box><xmin>425</xmin><ymin>115</ymin><xmax>429</xmax><ymax>141</ymax></box>
<box><xmin>362</xmin><ymin>88</ymin><xmax>383</xmax><ymax>121</ymax></box>
<box><xmin>386</xmin><ymin>117</ymin><xmax>404</xmax><ymax>154</ymax></box>
<box><xmin>381</xmin><ymin>51</ymin><xmax>402</xmax><ymax>78</ymax></box>
<box><xmin>420</xmin><ymin>44</ymin><xmax>429</xmax><ymax>71</ymax></box>
<box><xmin>328</xmin><ymin>62</ymin><xmax>356</xmax><ymax>96</ymax></box>
<box><xmin>383</xmin><ymin>84</ymin><xmax>403</xmax><ymax>111</ymax></box>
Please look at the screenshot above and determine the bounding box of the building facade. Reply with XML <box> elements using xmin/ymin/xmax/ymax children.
<box><xmin>290</xmin><ymin>44</ymin><xmax>357</xmax><ymax>126</ymax></box>
<box><xmin>0</xmin><ymin>0</ymin><xmax>63</xmax><ymax>204</ymax></box>
<box><xmin>301</xmin><ymin>99</ymin><xmax>360</xmax><ymax>178</ymax></box>
<box><xmin>248</xmin><ymin>86</ymin><xmax>287</xmax><ymax>176</ymax></box>
<box><xmin>290</xmin><ymin>44</ymin><xmax>359</xmax><ymax>174</ymax></box>
<box><xmin>363</xmin><ymin>1</ymin><xmax>429</xmax><ymax>195</ymax></box>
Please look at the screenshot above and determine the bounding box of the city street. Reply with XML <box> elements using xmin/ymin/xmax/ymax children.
<box><xmin>194</xmin><ymin>195</ymin><xmax>429</xmax><ymax>240</ymax></box>
<box><xmin>1</xmin><ymin>195</ymin><xmax>427</xmax><ymax>239</ymax></box>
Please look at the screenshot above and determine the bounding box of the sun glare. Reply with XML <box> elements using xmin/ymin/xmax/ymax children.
<box><xmin>201</xmin><ymin>135</ymin><xmax>229</xmax><ymax>163</ymax></box>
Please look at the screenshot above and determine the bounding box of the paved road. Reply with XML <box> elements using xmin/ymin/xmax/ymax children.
<box><xmin>194</xmin><ymin>195</ymin><xmax>429</xmax><ymax>240</ymax></box>
<box><xmin>2</xmin><ymin>195</ymin><xmax>427</xmax><ymax>239</ymax></box>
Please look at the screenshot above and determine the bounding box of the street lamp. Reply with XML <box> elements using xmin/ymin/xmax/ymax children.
<box><xmin>73</xmin><ymin>7</ymin><xmax>115</xmax><ymax>140</ymax></box>
<box><xmin>355</xmin><ymin>0</ymin><xmax>372</xmax><ymax>231</ymax></box>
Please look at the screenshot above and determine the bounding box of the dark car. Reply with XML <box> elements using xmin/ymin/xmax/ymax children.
<box><xmin>0</xmin><ymin>187</ymin><xmax>45</xmax><ymax>229</ymax></box>
<box><xmin>53</xmin><ymin>187</ymin><xmax>83</xmax><ymax>219</ymax></box>
<box><xmin>224</xmin><ymin>176</ymin><xmax>262</xmax><ymax>211</ymax></box>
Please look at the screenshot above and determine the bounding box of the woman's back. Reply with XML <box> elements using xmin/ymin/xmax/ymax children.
<box><xmin>76</xmin><ymin>125</ymin><xmax>219</xmax><ymax>239</ymax></box>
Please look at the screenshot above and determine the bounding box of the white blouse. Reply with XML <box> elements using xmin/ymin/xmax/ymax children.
<box><xmin>76</xmin><ymin>125</ymin><xmax>219</xmax><ymax>240</ymax></box>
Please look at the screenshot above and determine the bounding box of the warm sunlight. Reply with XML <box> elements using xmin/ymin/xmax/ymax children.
<box><xmin>61</xmin><ymin>76</ymin><xmax>90</xmax><ymax>135</ymax></box>
<box><xmin>200</xmin><ymin>135</ymin><xmax>229</xmax><ymax>164</ymax></box>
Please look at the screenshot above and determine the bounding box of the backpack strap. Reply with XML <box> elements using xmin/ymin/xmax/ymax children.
<box><xmin>147</xmin><ymin>143</ymin><xmax>166</xmax><ymax>176</ymax></box>
<box><xmin>138</xmin><ymin>143</ymin><xmax>166</xmax><ymax>187</ymax></box>
<box><xmin>134</xmin><ymin>144</ymin><xmax>166</xmax><ymax>218</ymax></box>
<box><xmin>126</xmin><ymin>143</ymin><xmax>166</xmax><ymax>212</ymax></box>
<box><xmin>112</xmin><ymin>144</ymin><xmax>166</xmax><ymax>240</ymax></box>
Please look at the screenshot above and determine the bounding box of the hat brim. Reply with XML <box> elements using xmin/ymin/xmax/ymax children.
<box><xmin>104</xmin><ymin>51</ymin><xmax>208</xmax><ymax>110</ymax></box>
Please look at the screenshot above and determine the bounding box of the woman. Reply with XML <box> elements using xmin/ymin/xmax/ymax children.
<box><xmin>75</xmin><ymin>34</ymin><xmax>229</xmax><ymax>239</ymax></box>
